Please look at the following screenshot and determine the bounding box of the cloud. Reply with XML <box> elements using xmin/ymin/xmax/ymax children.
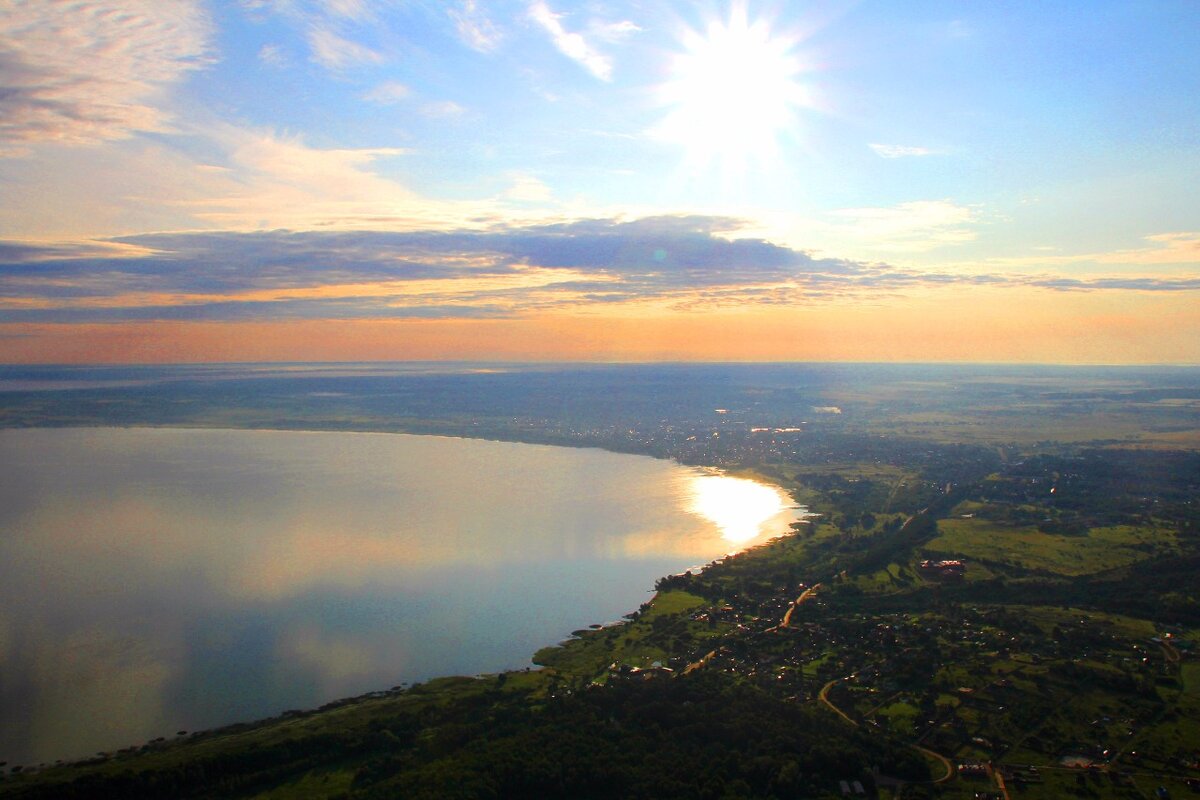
<box><xmin>989</xmin><ymin>232</ymin><xmax>1200</xmax><ymax>268</ymax></box>
<box><xmin>869</xmin><ymin>143</ymin><xmax>937</xmax><ymax>158</ymax></box>
<box><xmin>362</xmin><ymin>83</ymin><xmax>462</xmax><ymax>121</ymax></box>
<box><xmin>588</xmin><ymin>18</ymin><xmax>642</xmax><ymax>43</ymax></box>
<box><xmin>825</xmin><ymin>200</ymin><xmax>978</xmax><ymax>251</ymax></box>
<box><xmin>1025</xmin><ymin>276</ymin><xmax>1200</xmax><ymax>292</ymax></box>
<box><xmin>3</xmin><ymin>216</ymin><xmax>1196</xmax><ymax>324</ymax></box>
<box><xmin>166</xmin><ymin>126</ymin><xmax>432</xmax><ymax>230</ymax></box>
<box><xmin>307</xmin><ymin>26</ymin><xmax>384</xmax><ymax>69</ymax></box>
<box><xmin>318</xmin><ymin>0</ymin><xmax>371</xmax><ymax>21</ymax></box>
<box><xmin>504</xmin><ymin>175</ymin><xmax>554</xmax><ymax>203</ymax></box>
<box><xmin>0</xmin><ymin>239</ymin><xmax>156</xmax><ymax>266</ymax></box>
<box><xmin>361</xmin><ymin>81</ymin><xmax>411</xmax><ymax>105</ymax></box>
<box><xmin>421</xmin><ymin>100</ymin><xmax>466</xmax><ymax>118</ymax></box>
<box><xmin>239</xmin><ymin>0</ymin><xmax>284</xmax><ymax>14</ymax></box>
<box><xmin>0</xmin><ymin>217</ymin><xmax>819</xmax><ymax>322</ymax></box>
<box><xmin>258</xmin><ymin>43</ymin><xmax>289</xmax><ymax>68</ymax></box>
<box><xmin>1100</xmin><ymin>233</ymin><xmax>1200</xmax><ymax>265</ymax></box>
<box><xmin>449</xmin><ymin>1</ymin><xmax>503</xmax><ymax>52</ymax></box>
<box><xmin>0</xmin><ymin>299</ymin><xmax>510</xmax><ymax>323</ymax></box>
<box><xmin>361</xmin><ymin>82</ymin><xmax>462</xmax><ymax>122</ymax></box>
<box><xmin>239</xmin><ymin>1</ymin><xmax>387</xmax><ymax>70</ymax></box>
<box><xmin>0</xmin><ymin>0</ymin><xmax>213</xmax><ymax>154</ymax></box>
<box><xmin>220</xmin><ymin>129</ymin><xmax>408</xmax><ymax>185</ymax></box>
<box><xmin>0</xmin><ymin>122</ymin><xmax>557</xmax><ymax>238</ymax></box>
<box><xmin>528</xmin><ymin>2</ymin><xmax>614</xmax><ymax>81</ymax></box>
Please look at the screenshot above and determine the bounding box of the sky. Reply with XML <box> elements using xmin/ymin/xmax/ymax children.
<box><xmin>0</xmin><ymin>0</ymin><xmax>1198</xmax><ymax>364</ymax></box>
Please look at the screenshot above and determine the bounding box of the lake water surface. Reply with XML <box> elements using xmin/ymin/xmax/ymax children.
<box><xmin>0</xmin><ymin>427</ymin><xmax>801</xmax><ymax>766</ymax></box>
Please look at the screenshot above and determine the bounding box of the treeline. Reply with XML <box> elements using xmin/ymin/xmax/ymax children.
<box><xmin>348</xmin><ymin>672</ymin><xmax>926</xmax><ymax>799</ymax></box>
<box><xmin>4</xmin><ymin>672</ymin><xmax>925</xmax><ymax>800</ymax></box>
<box><xmin>973</xmin><ymin>449</ymin><xmax>1200</xmax><ymax>528</ymax></box>
<box><xmin>868</xmin><ymin>552</ymin><xmax>1200</xmax><ymax>626</ymax></box>
<box><xmin>1</xmin><ymin>732</ymin><xmax>372</xmax><ymax>800</ymax></box>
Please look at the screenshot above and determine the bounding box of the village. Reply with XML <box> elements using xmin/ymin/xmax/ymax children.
<box><xmin>587</xmin><ymin>529</ymin><xmax>1198</xmax><ymax>800</ymax></box>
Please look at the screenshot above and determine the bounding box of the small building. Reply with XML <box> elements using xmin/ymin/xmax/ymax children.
<box><xmin>920</xmin><ymin>559</ymin><xmax>967</xmax><ymax>579</ymax></box>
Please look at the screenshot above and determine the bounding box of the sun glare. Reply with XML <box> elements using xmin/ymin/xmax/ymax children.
<box><xmin>657</xmin><ymin>5</ymin><xmax>809</xmax><ymax>173</ymax></box>
<box><xmin>688</xmin><ymin>474</ymin><xmax>789</xmax><ymax>544</ymax></box>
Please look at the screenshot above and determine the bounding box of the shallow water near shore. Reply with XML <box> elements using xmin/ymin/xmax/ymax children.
<box><xmin>0</xmin><ymin>427</ymin><xmax>800</xmax><ymax>766</ymax></box>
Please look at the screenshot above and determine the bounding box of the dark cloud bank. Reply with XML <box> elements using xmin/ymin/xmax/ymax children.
<box><xmin>1</xmin><ymin>216</ymin><xmax>1196</xmax><ymax>323</ymax></box>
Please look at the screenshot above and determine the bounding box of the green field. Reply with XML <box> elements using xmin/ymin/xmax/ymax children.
<box><xmin>924</xmin><ymin>518</ymin><xmax>1171</xmax><ymax>576</ymax></box>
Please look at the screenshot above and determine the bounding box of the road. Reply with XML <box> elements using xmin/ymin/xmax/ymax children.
<box><xmin>681</xmin><ymin>648</ymin><xmax>718</xmax><ymax>676</ymax></box>
<box><xmin>818</xmin><ymin>678</ymin><xmax>858</xmax><ymax>727</ymax></box>
<box><xmin>913</xmin><ymin>744</ymin><xmax>955</xmax><ymax>785</ymax></box>
<box><xmin>818</xmin><ymin>677</ymin><xmax>955</xmax><ymax>785</ymax></box>
<box><xmin>987</xmin><ymin>762</ymin><xmax>1012</xmax><ymax>799</ymax></box>
<box><xmin>780</xmin><ymin>583</ymin><xmax>822</xmax><ymax>628</ymax></box>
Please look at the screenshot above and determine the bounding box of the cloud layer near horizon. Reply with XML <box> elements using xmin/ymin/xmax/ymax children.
<box><xmin>2</xmin><ymin>216</ymin><xmax>1198</xmax><ymax>324</ymax></box>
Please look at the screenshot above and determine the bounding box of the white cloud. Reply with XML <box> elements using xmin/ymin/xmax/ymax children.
<box><xmin>362</xmin><ymin>81</ymin><xmax>412</xmax><ymax>105</ymax></box>
<box><xmin>306</xmin><ymin>25</ymin><xmax>383</xmax><ymax>69</ymax></box>
<box><xmin>146</xmin><ymin>127</ymin><xmax>430</xmax><ymax>230</ymax></box>
<box><xmin>869</xmin><ymin>143</ymin><xmax>936</xmax><ymax>158</ymax></box>
<box><xmin>449</xmin><ymin>1</ymin><xmax>503</xmax><ymax>52</ymax></box>
<box><xmin>421</xmin><ymin>100</ymin><xmax>466</xmax><ymax>118</ymax></box>
<box><xmin>827</xmin><ymin>200</ymin><xmax>978</xmax><ymax>251</ymax></box>
<box><xmin>528</xmin><ymin>1</ymin><xmax>613</xmax><ymax>81</ymax></box>
<box><xmin>241</xmin><ymin>0</ymin><xmax>369</xmax><ymax>21</ymax></box>
<box><xmin>1105</xmin><ymin>232</ymin><xmax>1200</xmax><ymax>265</ymax></box>
<box><xmin>219</xmin><ymin>128</ymin><xmax>408</xmax><ymax>194</ymax></box>
<box><xmin>237</xmin><ymin>1</ymin><xmax>385</xmax><ymax>71</ymax></box>
<box><xmin>988</xmin><ymin>232</ymin><xmax>1200</xmax><ymax>269</ymax></box>
<box><xmin>239</xmin><ymin>0</ymin><xmax>285</xmax><ymax>13</ymax></box>
<box><xmin>258</xmin><ymin>43</ymin><xmax>289</xmax><ymax>67</ymax></box>
<box><xmin>0</xmin><ymin>140</ymin><xmax>245</xmax><ymax>238</ymax></box>
<box><xmin>588</xmin><ymin>19</ymin><xmax>641</xmax><ymax>43</ymax></box>
<box><xmin>503</xmin><ymin>174</ymin><xmax>553</xmax><ymax>203</ymax></box>
<box><xmin>361</xmin><ymin>83</ymin><xmax>463</xmax><ymax>119</ymax></box>
<box><xmin>318</xmin><ymin>0</ymin><xmax>370</xmax><ymax>21</ymax></box>
<box><xmin>0</xmin><ymin>0</ymin><xmax>213</xmax><ymax>154</ymax></box>
<box><xmin>0</xmin><ymin>110</ymin><xmax>575</xmax><ymax>240</ymax></box>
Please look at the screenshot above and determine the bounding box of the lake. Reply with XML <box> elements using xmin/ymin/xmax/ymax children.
<box><xmin>0</xmin><ymin>427</ymin><xmax>801</xmax><ymax>766</ymax></box>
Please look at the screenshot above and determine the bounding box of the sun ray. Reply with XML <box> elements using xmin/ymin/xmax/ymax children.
<box><xmin>656</xmin><ymin>4</ymin><xmax>811</xmax><ymax>176</ymax></box>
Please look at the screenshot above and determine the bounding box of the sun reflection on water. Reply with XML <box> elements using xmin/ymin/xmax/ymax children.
<box><xmin>687</xmin><ymin>474</ymin><xmax>789</xmax><ymax>544</ymax></box>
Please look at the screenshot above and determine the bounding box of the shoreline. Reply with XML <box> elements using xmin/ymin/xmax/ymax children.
<box><xmin>0</xmin><ymin>419</ymin><xmax>713</xmax><ymax>469</ymax></box>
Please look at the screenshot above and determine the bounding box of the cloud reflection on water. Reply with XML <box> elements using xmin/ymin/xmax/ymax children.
<box><xmin>0</xmin><ymin>427</ymin><xmax>802</xmax><ymax>765</ymax></box>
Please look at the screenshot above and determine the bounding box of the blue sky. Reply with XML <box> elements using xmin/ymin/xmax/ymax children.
<box><xmin>0</xmin><ymin>1</ymin><xmax>1197</xmax><ymax>362</ymax></box>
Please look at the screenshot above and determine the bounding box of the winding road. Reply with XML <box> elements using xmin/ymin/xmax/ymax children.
<box><xmin>780</xmin><ymin>583</ymin><xmax>822</xmax><ymax>628</ymax></box>
<box><xmin>818</xmin><ymin>677</ymin><xmax>955</xmax><ymax>785</ymax></box>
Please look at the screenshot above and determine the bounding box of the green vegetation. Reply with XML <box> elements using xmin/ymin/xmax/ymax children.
<box><xmin>532</xmin><ymin>590</ymin><xmax>717</xmax><ymax>680</ymax></box>
<box><xmin>2</xmin><ymin>363</ymin><xmax>1199</xmax><ymax>798</ymax></box>
<box><xmin>925</xmin><ymin>518</ymin><xmax>1166</xmax><ymax>576</ymax></box>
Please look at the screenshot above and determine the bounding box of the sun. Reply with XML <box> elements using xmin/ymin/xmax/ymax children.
<box><xmin>656</xmin><ymin>5</ymin><xmax>810</xmax><ymax>174</ymax></box>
